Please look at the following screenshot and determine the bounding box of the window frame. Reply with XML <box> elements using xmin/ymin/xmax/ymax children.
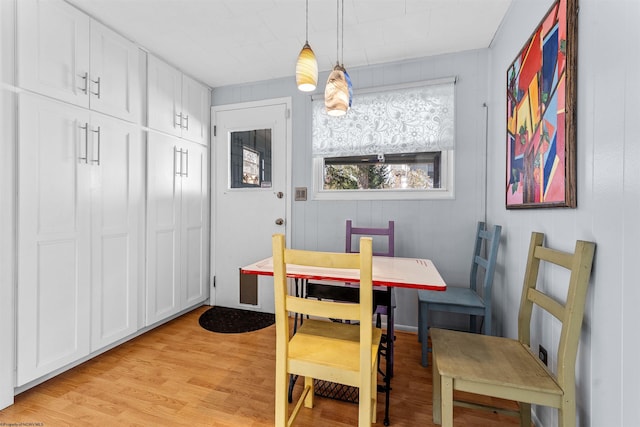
<box><xmin>312</xmin><ymin>150</ymin><xmax>455</xmax><ymax>201</ymax></box>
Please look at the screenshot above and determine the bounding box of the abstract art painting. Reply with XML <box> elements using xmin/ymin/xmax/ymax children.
<box><xmin>506</xmin><ymin>0</ymin><xmax>577</xmax><ymax>208</ymax></box>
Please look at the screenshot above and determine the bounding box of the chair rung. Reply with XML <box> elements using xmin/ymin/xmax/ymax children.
<box><xmin>289</xmin><ymin>384</ymin><xmax>312</xmax><ymax>426</ymax></box>
<box><xmin>454</xmin><ymin>399</ymin><xmax>521</xmax><ymax>417</ymax></box>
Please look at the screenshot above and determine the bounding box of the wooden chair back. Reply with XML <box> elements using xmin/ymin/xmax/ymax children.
<box><xmin>272</xmin><ymin>234</ymin><xmax>378</xmax><ymax>426</ymax></box>
<box><xmin>518</xmin><ymin>232</ymin><xmax>596</xmax><ymax>396</ymax></box>
<box><xmin>470</xmin><ymin>221</ymin><xmax>502</xmax><ymax>300</ymax></box>
<box><xmin>274</xmin><ymin>233</ymin><xmax>374</xmax><ymax>330</ymax></box>
<box><xmin>346</xmin><ymin>220</ymin><xmax>394</xmax><ymax>257</ymax></box>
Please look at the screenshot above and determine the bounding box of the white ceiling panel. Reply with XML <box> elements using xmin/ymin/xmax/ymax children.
<box><xmin>65</xmin><ymin>0</ymin><xmax>512</xmax><ymax>88</ymax></box>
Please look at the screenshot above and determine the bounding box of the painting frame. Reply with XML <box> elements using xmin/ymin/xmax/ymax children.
<box><xmin>506</xmin><ymin>0</ymin><xmax>578</xmax><ymax>209</ymax></box>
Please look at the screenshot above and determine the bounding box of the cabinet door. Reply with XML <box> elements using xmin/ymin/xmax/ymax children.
<box><xmin>146</xmin><ymin>133</ymin><xmax>182</xmax><ymax>325</ymax></box>
<box><xmin>17</xmin><ymin>0</ymin><xmax>90</xmax><ymax>107</ymax></box>
<box><xmin>181</xmin><ymin>75</ymin><xmax>209</xmax><ymax>145</ymax></box>
<box><xmin>89</xmin><ymin>21</ymin><xmax>140</xmax><ymax>123</ymax></box>
<box><xmin>181</xmin><ymin>142</ymin><xmax>209</xmax><ymax>307</ymax></box>
<box><xmin>17</xmin><ymin>94</ymin><xmax>92</xmax><ymax>386</ymax></box>
<box><xmin>90</xmin><ymin>113</ymin><xmax>143</xmax><ymax>350</ymax></box>
<box><xmin>147</xmin><ymin>55</ymin><xmax>181</xmax><ymax>137</ymax></box>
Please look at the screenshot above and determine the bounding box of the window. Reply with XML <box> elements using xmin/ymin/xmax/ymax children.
<box><xmin>312</xmin><ymin>78</ymin><xmax>455</xmax><ymax>200</ymax></box>
<box><xmin>323</xmin><ymin>152</ymin><xmax>441</xmax><ymax>190</ymax></box>
<box><xmin>230</xmin><ymin>129</ymin><xmax>272</xmax><ymax>188</ymax></box>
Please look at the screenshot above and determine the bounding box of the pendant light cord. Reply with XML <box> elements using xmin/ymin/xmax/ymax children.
<box><xmin>341</xmin><ymin>0</ymin><xmax>344</xmax><ymax>66</ymax></box>
<box><xmin>336</xmin><ymin>0</ymin><xmax>340</xmax><ymax>65</ymax></box>
<box><xmin>305</xmin><ymin>0</ymin><xmax>309</xmax><ymax>43</ymax></box>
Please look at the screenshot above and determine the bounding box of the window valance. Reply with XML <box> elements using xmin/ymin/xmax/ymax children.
<box><xmin>312</xmin><ymin>78</ymin><xmax>455</xmax><ymax>158</ymax></box>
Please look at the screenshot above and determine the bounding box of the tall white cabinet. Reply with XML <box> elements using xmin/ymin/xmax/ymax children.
<box><xmin>17</xmin><ymin>94</ymin><xmax>143</xmax><ymax>386</ymax></box>
<box><xmin>17</xmin><ymin>95</ymin><xmax>92</xmax><ymax>386</ymax></box>
<box><xmin>146</xmin><ymin>53</ymin><xmax>210</xmax><ymax>327</ymax></box>
<box><xmin>146</xmin><ymin>133</ymin><xmax>209</xmax><ymax>326</ymax></box>
<box><xmin>89</xmin><ymin>113</ymin><xmax>144</xmax><ymax>351</ymax></box>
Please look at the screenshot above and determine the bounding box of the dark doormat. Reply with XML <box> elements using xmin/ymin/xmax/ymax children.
<box><xmin>198</xmin><ymin>306</ymin><xmax>275</xmax><ymax>333</ymax></box>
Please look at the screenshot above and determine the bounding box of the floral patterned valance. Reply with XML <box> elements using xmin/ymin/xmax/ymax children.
<box><xmin>312</xmin><ymin>79</ymin><xmax>455</xmax><ymax>158</ymax></box>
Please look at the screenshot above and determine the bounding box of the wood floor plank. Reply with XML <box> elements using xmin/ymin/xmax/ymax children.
<box><xmin>0</xmin><ymin>306</ymin><xmax>522</xmax><ymax>426</ymax></box>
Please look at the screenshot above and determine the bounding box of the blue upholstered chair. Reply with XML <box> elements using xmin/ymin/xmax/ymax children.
<box><xmin>417</xmin><ymin>221</ymin><xmax>502</xmax><ymax>367</ymax></box>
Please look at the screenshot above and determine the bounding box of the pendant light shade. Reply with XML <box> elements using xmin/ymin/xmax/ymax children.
<box><xmin>296</xmin><ymin>42</ymin><xmax>318</xmax><ymax>92</ymax></box>
<box><xmin>344</xmin><ymin>68</ymin><xmax>353</xmax><ymax>107</ymax></box>
<box><xmin>325</xmin><ymin>0</ymin><xmax>351</xmax><ymax>116</ymax></box>
<box><xmin>324</xmin><ymin>64</ymin><xmax>349</xmax><ymax>117</ymax></box>
<box><xmin>296</xmin><ymin>0</ymin><xmax>317</xmax><ymax>92</ymax></box>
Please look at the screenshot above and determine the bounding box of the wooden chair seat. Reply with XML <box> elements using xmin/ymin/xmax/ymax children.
<box><xmin>290</xmin><ymin>319</ymin><xmax>383</xmax><ymax>386</ymax></box>
<box><xmin>419</xmin><ymin>286</ymin><xmax>486</xmax><ymax>311</ymax></box>
<box><xmin>431</xmin><ymin>329</ymin><xmax>563</xmax><ymax>403</ymax></box>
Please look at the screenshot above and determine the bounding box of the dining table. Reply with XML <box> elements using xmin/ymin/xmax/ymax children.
<box><xmin>241</xmin><ymin>254</ymin><xmax>447</xmax><ymax>426</ymax></box>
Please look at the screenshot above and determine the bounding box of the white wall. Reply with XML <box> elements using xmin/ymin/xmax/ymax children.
<box><xmin>213</xmin><ymin>50</ymin><xmax>492</xmax><ymax>330</ymax></box>
<box><xmin>0</xmin><ymin>0</ymin><xmax>15</xmax><ymax>409</ymax></box>
<box><xmin>487</xmin><ymin>0</ymin><xmax>640</xmax><ymax>425</ymax></box>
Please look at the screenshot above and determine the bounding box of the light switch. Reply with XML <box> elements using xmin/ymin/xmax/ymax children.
<box><xmin>295</xmin><ymin>187</ymin><xmax>307</xmax><ymax>201</ymax></box>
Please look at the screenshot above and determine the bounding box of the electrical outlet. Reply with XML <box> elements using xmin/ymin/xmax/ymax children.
<box><xmin>539</xmin><ymin>345</ymin><xmax>548</xmax><ymax>366</ymax></box>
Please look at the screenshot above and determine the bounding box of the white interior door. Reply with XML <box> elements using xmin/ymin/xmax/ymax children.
<box><xmin>212</xmin><ymin>99</ymin><xmax>290</xmax><ymax>313</ymax></box>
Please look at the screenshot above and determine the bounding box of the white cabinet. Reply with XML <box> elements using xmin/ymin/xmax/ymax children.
<box><xmin>89</xmin><ymin>112</ymin><xmax>143</xmax><ymax>351</ymax></box>
<box><xmin>16</xmin><ymin>94</ymin><xmax>143</xmax><ymax>385</ymax></box>
<box><xmin>148</xmin><ymin>55</ymin><xmax>209</xmax><ymax>144</ymax></box>
<box><xmin>181</xmin><ymin>74</ymin><xmax>210</xmax><ymax>144</ymax></box>
<box><xmin>88</xmin><ymin>21</ymin><xmax>140</xmax><ymax>122</ymax></box>
<box><xmin>18</xmin><ymin>0</ymin><xmax>140</xmax><ymax>122</ymax></box>
<box><xmin>146</xmin><ymin>132</ymin><xmax>208</xmax><ymax>325</ymax></box>
<box><xmin>17</xmin><ymin>94</ymin><xmax>92</xmax><ymax>386</ymax></box>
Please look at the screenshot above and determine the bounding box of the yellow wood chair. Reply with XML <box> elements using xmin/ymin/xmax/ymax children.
<box><xmin>273</xmin><ymin>234</ymin><xmax>382</xmax><ymax>427</ymax></box>
<box><xmin>430</xmin><ymin>232</ymin><xmax>596</xmax><ymax>427</ymax></box>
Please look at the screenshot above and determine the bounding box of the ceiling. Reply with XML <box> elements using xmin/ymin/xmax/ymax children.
<box><xmin>66</xmin><ymin>0</ymin><xmax>512</xmax><ymax>89</ymax></box>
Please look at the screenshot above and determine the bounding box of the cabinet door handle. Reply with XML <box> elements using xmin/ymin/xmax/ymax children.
<box><xmin>183</xmin><ymin>149</ymin><xmax>189</xmax><ymax>177</ymax></box>
<box><xmin>90</xmin><ymin>126</ymin><xmax>101</xmax><ymax>165</ymax></box>
<box><xmin>79</xmin><ymin>123</ymin><xmax>89</xmax><ymax>163</ymax></box>
<box><xmin>175</xmin><ymin>112</ymin><xmax>183</xmax><ymax>129</ymax></box>
<box><xmin>183</xmin><ymin>115</ymin><xmax>189</xmax><ymax>130</ymax></box>
<box><xmin>173</xmin><ymin>146</ymin><xmax>180</xmax><ymax>176</ymax></box>
<box><xmin>78</xmin><ymin>72</ymin><xmax>89</xmax><ymax>94</ymax></box>
<box><xmin>90</xmin><ymin>76</ymin><xmax>101</xmax><ymax>99</ymax></box>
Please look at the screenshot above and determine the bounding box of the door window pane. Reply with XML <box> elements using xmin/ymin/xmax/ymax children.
<box><xmin>230</xmin><ymin>129</ymin><xmax>272</xmax><ymax>188</ymax></box>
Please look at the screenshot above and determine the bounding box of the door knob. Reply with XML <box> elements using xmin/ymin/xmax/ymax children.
<box><xmin>275</xmin><ymin>218</ymin><xmax>284</xmax><ymax>225</ymax></box>
<box><xmin>276</xmin><ymin>191</ymin><xmax>284</xmax><ymax>199</ymax></box>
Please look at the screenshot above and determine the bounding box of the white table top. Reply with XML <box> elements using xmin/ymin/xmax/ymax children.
<box><xmin>241</xmin><ymin>255</ymin><xmax>446</xmax><ymax>291</ymax></box>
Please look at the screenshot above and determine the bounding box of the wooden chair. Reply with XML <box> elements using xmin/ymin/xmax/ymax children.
<box><xmin>346</xmin><ymin>220</ymin><xmax>395</xmax><ymax>375</ymax></box>
<box><xmin>430</xmin><ymin>232</ymin><xmax>596</xmax><ymax>427</ymax></box>
<box><xmin>417</xmin><ymin>221</ymin><xmax>502</xmax><ymax>366</ymax></box>
<box><xmin>297</xmin><ymin>220</ymin><xmax>395</xmax><ymax>425</ymax></box>
<box><xmin>273</xmin><ymin>234</ymin><xmax>382</xmax><ymax>427</ymax></box>
<box><xmin>305</xmin><ymin>220</ymin><xmax>396</xmax><ymax>372</ymax></box>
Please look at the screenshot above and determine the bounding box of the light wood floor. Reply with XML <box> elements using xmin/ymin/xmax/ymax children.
<box><xmin>0</xmin><ymin>306</ymin><xmax>522</xmax><ymax>426</ymax></box>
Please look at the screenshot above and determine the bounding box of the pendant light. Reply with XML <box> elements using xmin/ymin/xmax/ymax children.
<box><xmin>295</xmin><ymin>0</ymin><xmax>318</xmax><ymax>92</ymax></box>
<box><xmin>325</xmin><ymin>0</ymin><xmax>350</xmax><ymax>116</ymax></box>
